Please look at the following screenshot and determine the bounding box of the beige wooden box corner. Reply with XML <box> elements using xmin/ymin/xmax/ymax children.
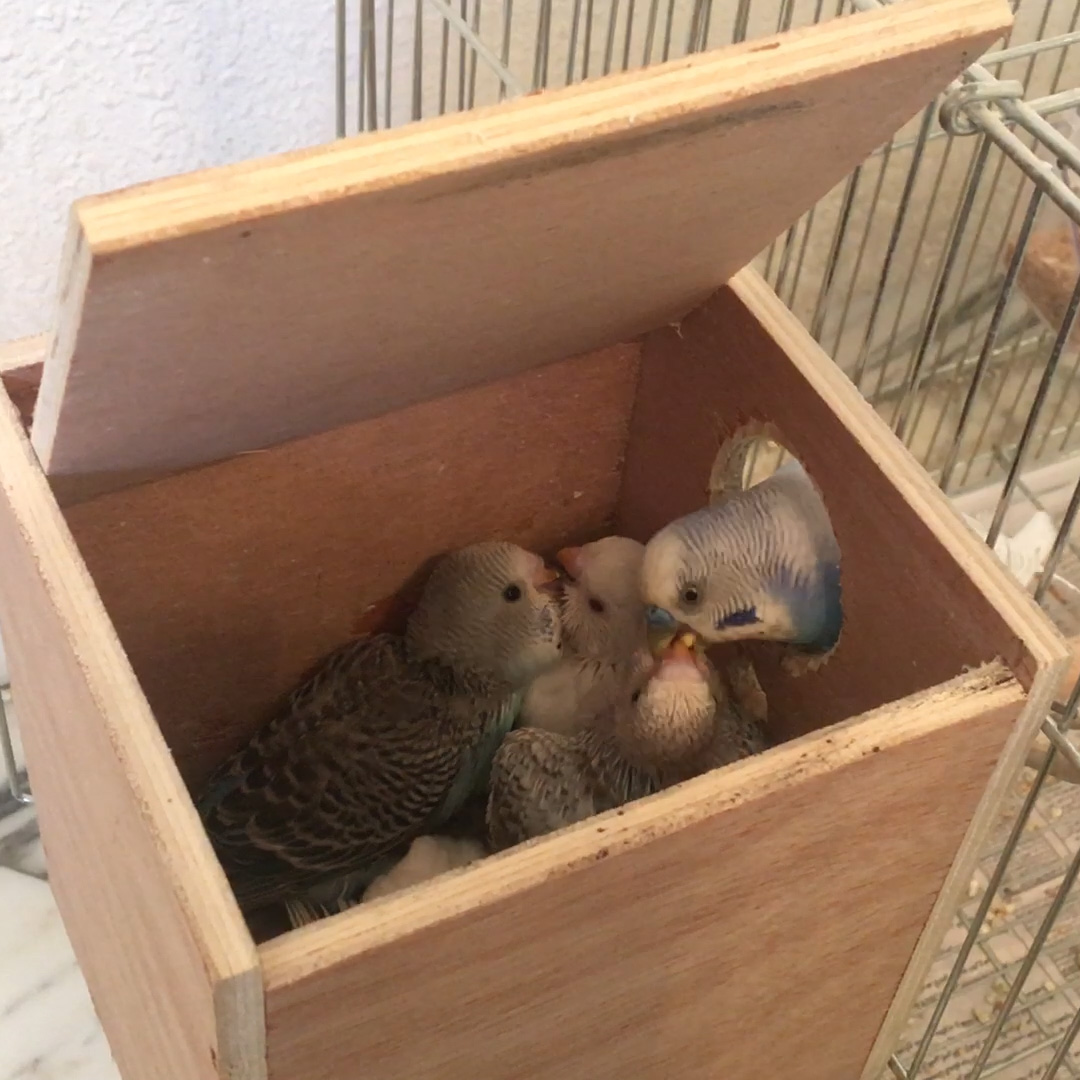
<box><xmin>0</xmin><ymin>0</ymin><xmax>1068</xmax><ymax>1078</ymax></box>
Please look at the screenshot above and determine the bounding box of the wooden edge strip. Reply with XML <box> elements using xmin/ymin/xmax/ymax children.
<box><xmin>261</xmin><ymin>661</ymin><xmax>1023</xmax><ymax>987</ymax></box>
<box><xmin>1024</xmin><ymin>633</ymin><xmax>1080</xmax><ymax>782</ymax></box>
<box><xmin>75</xmin><ymin>0</ymin><xmax>1011</xmax><ymax>253</ymax></box>
<box><xmin>729</xmin><ymin>267</ymin><xmax>1069</xmax><ymax>684</ymax></box>
<box><xmin>0</xmin><ymin>340</ymin><xmax>44</xmax><ymax>432</ymax></box>
<box><xmin>31</xmin><ymin>213</ymin><xmax>93</xmax><ymax>472</ymax></box>
<box><xmin>0</xmin><ymin>333</ymin><xmax>50</xmax><ymax>375</ymax></box>
<box><xmin>0</xmin><ymin>388</ymin><xmax>265</xmax><ymax>1077</ymax></box>
<box><xmin>1050</xmin><ymin>632</ymin><xmax>1080</xmax><ymax>703</ymax></box>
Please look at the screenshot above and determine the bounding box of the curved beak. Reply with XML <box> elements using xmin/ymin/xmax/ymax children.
<box><xmin>661</xmin><ymin>633</ymin><xmax>697</xmax><ymax>662</ymax></box>
<box><xmin>651</xmin><ymin>632</ymin><xmax>707</xmax><ymax>679</ymax></box>
<box><xmin>556</xmin><ymin>546</ymin><xmax>584</xmax><ymax>581</ymax></box>
<box><xmin>646</xmin><ymin>598</ymin><xmax>705</xmax><ymax>655</ymax></box>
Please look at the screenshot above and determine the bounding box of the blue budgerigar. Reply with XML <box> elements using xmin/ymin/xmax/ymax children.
<box><xmin>641</xmin><ymin>458</ymin><xmax>842</xmax><ymax>657</ymax></box>
<box><xmin>196</xmin><ymin>540</ymin><xmax>562</xmax><ymax>914</ymax></box>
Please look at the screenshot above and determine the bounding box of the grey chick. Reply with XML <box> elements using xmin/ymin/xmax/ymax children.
<box><xmin>486</xmin><ymin>634</ymin><xmax>769</xmax><ymax>851</ymax></box>
<box><xmin>196</xmin><ymin>540</ymin><xmax>562</xmax><ymax>914</ymax></box>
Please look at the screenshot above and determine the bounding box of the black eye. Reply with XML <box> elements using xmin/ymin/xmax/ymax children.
<box><xmin>502</xmin><ymin>584</ymin><xmax>522</xmax><ymax>602</ymax></box>
<box><xmin>680</xmin><ymin>585</ymin><xmax>700</xmax><ymax>606</ymax></box>
<box><xmin>631</xmin><ymin>690</ymin><xmax>641</xmax><ymax>704</ymax></box>
<box><xmin>588</xmin><ymin>597</ymin><xmax>605</xmax><ymax>614</ymax></box>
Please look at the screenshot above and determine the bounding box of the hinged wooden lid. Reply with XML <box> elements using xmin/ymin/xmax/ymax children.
<box><xmin>31</xmin><ymin>0</ymin><xmax>1010</xmax><ymax>499</ymax></box>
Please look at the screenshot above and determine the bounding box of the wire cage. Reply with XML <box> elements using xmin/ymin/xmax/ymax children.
<box><xmin>321</xmin><ymin>0</ymin><xmax>1080</xmax><ymax>1077</ymax></box>
<box><xmin>5</xmin><ymin>0</ymin><xmax>1080</xmax><ymax>1077</ymax></box>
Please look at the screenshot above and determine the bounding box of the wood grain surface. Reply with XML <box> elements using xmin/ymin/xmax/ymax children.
<box><xmin>63</xmin><ymin>344</ymin><xmax>640</xmax><ymax>786</ymax></box>
<box><xmin>260</xmin><ymin>667</ymin><xmax>1024</xmax><ymax>1080</ymax></box>
<box><xmin>0</xmin><ymin>387</ymin><xmax>265</xmax><ymax>1079</ymax></box>
<box><xmin>32</xmin><ymin>0</ymin><xmax>1010</xmax><ymax>495</ymax></box>
<box><xmin>0</xmin><ymin>335</ymin><xmax>47</xmax><ymax>430</ymax></box>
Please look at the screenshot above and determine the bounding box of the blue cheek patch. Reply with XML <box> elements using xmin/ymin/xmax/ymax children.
<box><xmin>717</xmin><ymin>607</ymin><xmax>759</xmax><ymax>629</ymax></box>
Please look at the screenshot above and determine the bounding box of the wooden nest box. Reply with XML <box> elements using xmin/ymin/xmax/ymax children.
<box><xmin>0</xmin><ymin>1</ymin><xmax>1067</xmax><ymax>1078</ymax></box>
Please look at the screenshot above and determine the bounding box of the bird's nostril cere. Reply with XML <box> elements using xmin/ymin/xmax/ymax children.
<box><xmin>646</xmin><ymin>605</ymin><xmax>677</xmax><ymax>629</ymax></box>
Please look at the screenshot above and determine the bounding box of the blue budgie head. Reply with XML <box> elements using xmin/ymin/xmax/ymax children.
<box><xmin>640</xmin><ymin>471</ymin><xmax>842</xmax><ymax>653</ymax></box>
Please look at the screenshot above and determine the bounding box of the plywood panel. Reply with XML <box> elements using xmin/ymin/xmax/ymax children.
<box><xmin>0</xmin><ymin>390</ymin><xmax>264</xmax><ymax>1079</ymax></box>
<box><xmin>1022</xmin><ymin>632</ymin><xmax>1080</xmax><ymax>782</ymax></box>
<box><xmin>0</xmin><ymin>334</ymin><xmax>47</xmax><ymax>430</ymax></box>
<box><xmin>259</xmin><ymin>666</ymin><xmax>1023</xmax><ymax>1080</ymax></box>
<box><xmin>63</xmin><ymin>344</ymin><xmax>640</xmax><ymax>787</ymax></box>
<box><xmin>617</xmin><ymin>269</ymin><xmax>1060</xmax><ymax>740</ymax></box>
<box><xmin>33</xmin><ymin>0</ymin><xmax>1010</xmax><ymax>493</ymax></box>
<box><xmin>0</xmin><ymin>333</ymin><xmax>48</xmax><ymax>374</ymax></box>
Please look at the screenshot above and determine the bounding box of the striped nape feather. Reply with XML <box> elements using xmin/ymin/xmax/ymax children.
<box><xmin>640</xmin><ymin>459</ymin><xmax>842</xmax><ymax>651</ymax></box>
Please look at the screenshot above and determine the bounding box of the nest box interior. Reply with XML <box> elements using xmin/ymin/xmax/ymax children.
<box><xmin>10</xmin><ymin>0</ymin><xmax>1023</xmax><ymax>790</ymax></box>
<box><xmin>4</xmin><ymin>269</ymin><xmax>1037</xmax><ymax>796</ymax></box>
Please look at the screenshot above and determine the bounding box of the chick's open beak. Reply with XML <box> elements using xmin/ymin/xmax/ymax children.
<box><xmin>665</xmin><ymin>635</ymin><xmax>694</xmax><ymax>660</ymax></box>
<box><xmin>532</xmin><ymin>562</ymin><xmax>562</xmax><ymax>593</ymax></box>
<box><xmin>647</xmin><ymin>619</ymin><xmax>704</xmax><ymax>660</ymax></box>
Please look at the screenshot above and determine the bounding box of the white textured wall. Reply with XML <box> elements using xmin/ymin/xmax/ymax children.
<box><xmin>0</xmin><ymin>0</ymin><xmax>338</xmax><ymax>342</ymax></box>
<box><xmin>0</xmin><ymin>1</ymin><xmax>344</xmax><ymax>687</ymax></box>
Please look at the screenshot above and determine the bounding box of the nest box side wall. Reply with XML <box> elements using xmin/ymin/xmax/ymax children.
<box><xmin>617</xmin><ymin>269</ymin><xmax>1056</xmax><ymax>741</ymax></box>
<box><xmin>257</xmin><ymin>669</ymin><xmax>1024</xmax><ymax>1080</ymax></box>
<box><xmin>0</xmin><ymin>388</ymin><xmax>265</xmax><ymax>1080</ymax></box>
<box><xmin>62</xmin><ymin>344</ymin><xmax>640</xmax><ymax>788</ymax></box>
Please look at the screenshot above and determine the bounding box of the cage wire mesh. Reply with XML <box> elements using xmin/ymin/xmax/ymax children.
<box><xmin>6</xmin><ymin>0</ymin><xmax>1080</xmax><ymax>1077</ymax></box>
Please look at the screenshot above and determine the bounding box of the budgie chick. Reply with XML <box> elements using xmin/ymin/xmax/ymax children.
<box><xmin>197</xmin><ymin>541</ymin><xmax>562</xmax><ymax>914</ymax></box>
<box><xmin>363</xmin><ymin>834</ymin><xmax>487</xmax><ymax>901</ymax></box>
<box><xmin>619</xmin><ymin>635</ymin><xmax>770</xmax><ymax>779</ymax></box>
<box><xmin>282</xmin><ymin>834</ymin><xmax>488</xmax><ymax>928</ymax></box>
<box><xmin>520</xmin><ymin>536</ymin><xmax>647</xmax><ymax>736</ymax></box>
<box><xmin>641</xmin><ymin>458</ymin><xmax>842</xmax><ymax>658</ymax></box>
<box><xmin>486</xmin><ymin>635</ymin><xmax>769</xmax><ymax>851</ymax></box>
